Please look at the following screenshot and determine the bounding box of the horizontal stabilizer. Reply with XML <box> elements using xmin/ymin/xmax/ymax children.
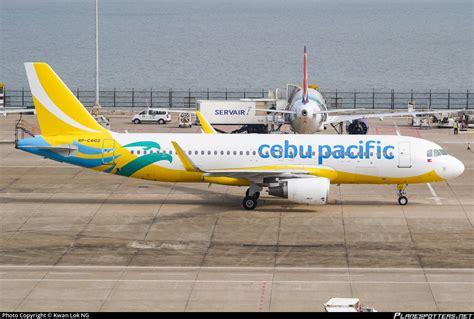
<box><xmin>20</xmin><ymin>144</ymin><xmax>78</xmax><ymax>157</ymax></box>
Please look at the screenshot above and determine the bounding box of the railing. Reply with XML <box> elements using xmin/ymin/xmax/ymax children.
<box><xmin>15</xmin><ymin>117</ymin><xmax>38</xmax><ymax>147</ymax></box>
<box><xmin>3</xmin><ymin>88</ymin><xmax>472</xmax><ymax>110</ymax></box>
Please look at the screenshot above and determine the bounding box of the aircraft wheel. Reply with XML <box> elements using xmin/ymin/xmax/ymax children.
<box><xmin>398</xmin><ymin>196</ymin><xmax>408</xmax><ymax>205</ymax></box>
<box><xmin>242</xmin><ymin>196</ymin><xmax>258</xmax><ymax>210</ymax></box>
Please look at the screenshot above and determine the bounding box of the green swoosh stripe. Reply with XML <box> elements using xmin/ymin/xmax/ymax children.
<box><xmin>116</xmin><ymin>153</ymin><xmax>172</xmax><ymax>177</ymax></box>
<box><xmin>122</xmin><ymin>141</ymin><xmax>162</xmax><ymax>151</ymax></box>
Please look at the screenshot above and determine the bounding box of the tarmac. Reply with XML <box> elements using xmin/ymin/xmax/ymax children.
<box><xmin>0</xmin><ymin>114</ymin><xmax>472</xmax><ymax>312</ymax></box>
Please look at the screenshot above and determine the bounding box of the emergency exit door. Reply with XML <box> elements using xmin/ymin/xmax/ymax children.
<box><xmin>398</xmin><ymin>142</ymin><xmax>411</xmax><ymax>168</ymax></box>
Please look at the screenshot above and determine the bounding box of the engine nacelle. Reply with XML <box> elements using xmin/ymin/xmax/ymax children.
<box><xmin>268</xmin><ymin>177</ymin><xmax>330</xmax><ymax>204</ymax></box>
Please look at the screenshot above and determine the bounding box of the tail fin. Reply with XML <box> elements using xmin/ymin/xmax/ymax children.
<box><xmin>302</xmin><ymin>46</ymin><xmax>309</xmax><ymax>104</ymax></box>
<box><xmin>24</xmin><ymin>63</ymin><xmax>107</xmax><ymax>136</ymax></box>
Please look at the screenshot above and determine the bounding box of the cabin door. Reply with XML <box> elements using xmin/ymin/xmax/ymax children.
<box><xmin>398</xmin><ymin>142</ymin><xmax>411</xmax><ymax>168</ymax></box>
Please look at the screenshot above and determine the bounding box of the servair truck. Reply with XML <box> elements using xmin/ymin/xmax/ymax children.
<box><xmin>196</xmin><ymin>99</ymin><xmax>288</xmax><ymax>134</ymax></box>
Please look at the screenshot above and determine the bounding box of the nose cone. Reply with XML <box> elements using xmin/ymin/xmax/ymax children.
<box><xmin>451</xmin><ymin>157</ymin><xmax>465</xmax><ymax>179</ymax></box>
<box><xmin>301</xmin><ymin>108</ymin><xmax>311</xmax><ymax>117</ymax></box>
<box><xmin>437</xmin><ymin>156</ymin><xmax>465</xmax><ymax>180</ymax></box>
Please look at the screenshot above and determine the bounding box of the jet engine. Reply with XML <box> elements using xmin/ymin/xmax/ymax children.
<box><xmin>346</xmin><ymin>119</ymin><xmax>369</xmax><ymax>134</ymax></box>
<box><xmin>268</xmin><ymin>177</ymin><xmax>330</xmax><ymax>204</ymax></box>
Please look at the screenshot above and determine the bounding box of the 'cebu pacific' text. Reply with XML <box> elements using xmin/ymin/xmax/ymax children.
<box><xmin>258</xmin><ymin>140</ymin><xmax>395</xmax><ymax>164</ymax></box>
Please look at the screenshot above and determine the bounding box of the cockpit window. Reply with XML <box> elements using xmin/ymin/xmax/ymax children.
<box><xmin>429</xmin><ymin>149</ymin><xmax>448</xmax><ymax>157</ymax></box>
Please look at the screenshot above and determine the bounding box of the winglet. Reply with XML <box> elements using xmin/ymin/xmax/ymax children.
<box><xmin>171</xmin><ymin>141</ymin><xmax>203</xmax><ymax>172</ymax></box>
<box><xmin>196</xmin><ymin>111</ymin><xmax>217</xmax><ymax>134</ymax></box>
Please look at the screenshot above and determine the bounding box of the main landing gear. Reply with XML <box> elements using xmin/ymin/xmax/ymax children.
<box><xmin>397</xmin><ymin>184</ymin><xmax>408</xmax><ymax>205</ymax></box>
<box><xmin>242</xmin><ymin>184</ymin><xmax>262</xmax><ymax>210</ymax></box>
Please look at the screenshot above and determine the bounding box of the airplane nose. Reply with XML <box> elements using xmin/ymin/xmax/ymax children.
<box><xmin>451</xmin><ymin>157</ymin><xmax>465</xmax><ymax>179</ymax></box>
<box><xmin>438</xmin><ymin>156</ymin><xmax>465</xmax><ymax>180</ymax></box>
<box><xmin>301</xmin><ymin>108</ymin><xmax>311</xmax><ymax>117</ymax></box>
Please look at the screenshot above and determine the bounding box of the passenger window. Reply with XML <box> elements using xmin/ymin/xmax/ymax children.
<box><xmin>214</xmin><ymin>151</ymin><xmax>217</xmax><ymax>155</ymax></box>
<box><xmin>139</xmin><ymin>111</ymin><xmax>145</xmax><ymax>115</ymax></box>
<box><xmin>246</xmin><ymin>151</ymin><xmax>249</xmax><ymax>155</ymax></box>
<box><xmin>201</xmin><ymin>151</ymin><xmax>205</xmax><ymax>155</ymax></box>
<box><xmin>188</xmin><ymin>150</ymin><xmax>191</xmax><ymax>155</ymax></box>
<box><xmin>253</xmin><ymin>151</ymin><xmax>256</xmax><ymax>155</ymax></box>
<box><xmin>221</xmin><ymin>151</ymin><xmax>224</xmax><ymax>155</ymax></box>
<box><xmin>137</xmin><ymin>150</ymin><xmax>141</xmax><ymax>155</ymax></box>
<box><xmin>195</xmin><ymin>151</ymin><xmax>198</xmax><ymax>155</ymax></box>
<box><xmin>131</xmin><ymin>150</ymin><xmax>134</xmax><ymax>155</ymax></box>
<box><xmin>434</xmin><ymin>149</ymin><xmax>441</xmax><ymax>157</ymax></box>
<box><xmin>233</xmin><ymin>151</ymin><xmax>237</xmax><ymax>155</ymax></box>
<box><xmin>208</xmin><ymin>151</ymin><xmax>211</xmax><ymax>155</ymax></box>
<box><xmin>427</xmin><ymin>150</ymin><xmax>432</xmax><ymax>157</ymax></box>
<box><xmin>227</xmin><ymin>151</ymin><xmax>230</xmax><ymax>155</ymax></box>
<box><xmin>240</xmin><ymin>151</ymin><xmax>243</xmax><ymax>155</ymax></box>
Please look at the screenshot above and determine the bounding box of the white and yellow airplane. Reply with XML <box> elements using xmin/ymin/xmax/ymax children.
<box><xmin>16</xmin><ymin>63</ymin><xmax>464</xmax><ymax>210</ymax></box>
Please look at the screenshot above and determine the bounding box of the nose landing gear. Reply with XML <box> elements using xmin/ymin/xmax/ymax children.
<box><xmin>397</xmin><ymin>184</ymin><xmax>408</xmax><ymax>205</ymax></box>
<box><xmin>242</xmin><ymin>184</ymin><xmax>262</xmax><ymax>210</ymax></box>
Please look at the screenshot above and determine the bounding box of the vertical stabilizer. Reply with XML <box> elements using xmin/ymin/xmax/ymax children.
<box><xmin>24</xmin><ymin>62</ymin><xmax>107</xmax><ymax>136</ymax></box>
<box><xmin>302</xmin><ymin>46</ymin><xmax>309</xmax><ymax>104</ymax></box>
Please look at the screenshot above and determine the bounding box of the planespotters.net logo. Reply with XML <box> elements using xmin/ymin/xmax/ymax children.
<box><xmin>394</xmin><ymin>314</ymin><xmax>473</xmax><ymax>319</ymax></box>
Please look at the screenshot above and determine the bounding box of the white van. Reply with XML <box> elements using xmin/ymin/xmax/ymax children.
<box><xmin>132</xmin><ymin>108</ymin><xmax>171</xmax><ymax>124</ymax></box>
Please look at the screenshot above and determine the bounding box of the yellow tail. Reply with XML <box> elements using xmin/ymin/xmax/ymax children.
<box><xmin>25</xmin><ymin>62</ymin><xmax>107</xmax><ymax>136</ymax></box>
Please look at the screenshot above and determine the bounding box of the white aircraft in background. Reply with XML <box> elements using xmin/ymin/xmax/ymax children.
<box><xmin>16</xmin><ymin>62</ymin><xmax>464</xmax><ymax>210</ymax></box>
<box><xmin>267</xmin><ymin>47</ymin><xmax>466</xmax><ymax>134</ymax></box>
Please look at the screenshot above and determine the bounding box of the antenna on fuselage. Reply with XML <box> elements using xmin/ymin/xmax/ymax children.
<box><xmin>302</xmin><ymin>46</ymin><xmax>309</xmax><ymax>104</ymax></box>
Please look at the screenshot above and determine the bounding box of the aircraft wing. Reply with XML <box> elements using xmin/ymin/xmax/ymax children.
<box><xmin>324</xmin><ymin>109</ymin><xmax>467</xmax><ymax>125</ymax></box>
<box><xmin>203</xmin><ymin>169</ymin><xmax>311</xmax><ymax>179</ymax></box>
<box><xmin>264</xmin><ymin>108</ymin><xmax>367</xmax><ymax>115</ymax></box>
<box><xmin>0</xmin><ymin>108</ymin><xmax>36</xmax><ymax>115</ymax></box>
<box><xmin>171</xmin><ymin>140</ymin><xmax>322</xmax><ymax>182</ymax></box>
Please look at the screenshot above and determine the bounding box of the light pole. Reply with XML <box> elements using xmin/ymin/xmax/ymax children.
<box><xmin>94</xmin><ymin>0</ymin><xmax>100</xmax><ymax>108</ymax></box>
<box><xmin>91</xmin><ymin>0</ymin><xmax>110</xmax><ymax>129</ymax></box>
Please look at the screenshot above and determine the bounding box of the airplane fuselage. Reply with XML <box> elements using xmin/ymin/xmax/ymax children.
<box><xmin>18</xmin><ymin>132</ymin><xmax>463</xmax><ymax>186</ymax></box>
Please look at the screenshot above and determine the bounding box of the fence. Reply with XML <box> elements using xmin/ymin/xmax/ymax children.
<box><xmin>3</xmin><ymin>88</ymin><xmax>472</xmax><ymax>110</ymax></box>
